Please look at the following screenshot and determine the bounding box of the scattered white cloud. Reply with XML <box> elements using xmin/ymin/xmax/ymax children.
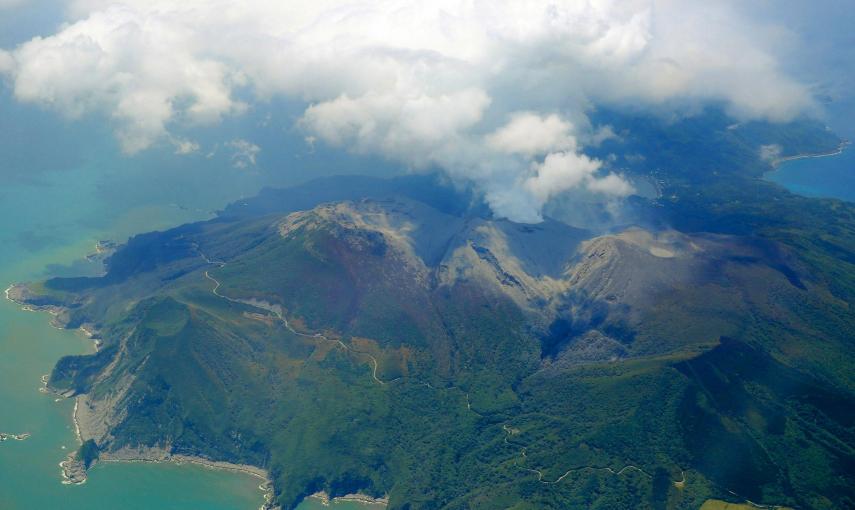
<box><xmin>0</xmin><ymin>0</ymin><xmax>817</xmax><ymax>221</ymax></box>
<box><xmin>171</xmin><ymin>137</ymin><xmax>200</xmax><ymax>155</ymax></box>
<box><xmin>227</xmin><ymin>139</ymin><xmax>260</xmax><ymax>169</ymax></box>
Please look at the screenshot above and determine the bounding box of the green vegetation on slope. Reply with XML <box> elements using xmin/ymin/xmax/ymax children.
<box><xmin>20</xmin><ymin>112</ymin><xmax>855</xmax><ymax>509</ymax></box>
<box><xmin>78</xmin><ymin>439</ymin><xmax>100</xmax><ymax>469</ymax></box>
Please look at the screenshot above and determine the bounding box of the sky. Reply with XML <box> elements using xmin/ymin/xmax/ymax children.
<box><xmin>0</xmin><ymin>0</ymin><xmax>852</xmax><ymax>222</ymax></box>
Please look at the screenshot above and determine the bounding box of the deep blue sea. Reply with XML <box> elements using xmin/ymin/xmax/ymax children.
<box><xmin>768</xmin><ymin>142</ymin><xmax>855</xmax><ymax>203</ymax></box>
<box><xmin>767</xmin><ymin>96</ymin><xmax>855</xmax><ymax>203</ymax></box>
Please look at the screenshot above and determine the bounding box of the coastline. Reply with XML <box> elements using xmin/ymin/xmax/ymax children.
<box><xmin>6</xmin><ymin>284</ymin><xmax>91</xmax><ymax>486</ymax></box>
<box><xmin>58</xmin><ymin>403</ymin><xmax>279</xmax><ymax>510</ymax></box>
<box><xmin>100</xmin><ymin>448</ymin><xmax>270</xmax><ymax>481</ymax></box>
<box><xmin>4</xmin><ymin>283</ymin><xmax>72</xmax><ymax>331</ymax></box>
<box><xmin>59</xmin><ymin>398</ymin><xmax>87</xmax><ymax>485</ymax></box>
<box><xmin>59</xmin><ymin>454</ymin><xmax>88</xmax><ymax>485</ymax></box>
<box><xmin>5</xmin><ymin>283</ymin><xmax>101</xmax><ymax>348</ymax></box>
<box><xmin>98</xmin><ymin>448</ymin><xmax>277</xmax><ymax>510</ymax></box>
<box><xmin>309</xmin><ymin>491</ymin><xmax>389</xmax><ymax>507</ymax></box>
<box><xmin>97</xmin><ymin>450</ymin><xmax>390</xmax><ymax>509</ymax></box>
<box><xmin>0</xmin><ymin>432</ymin><xmax>31</xmax><ymax>441</ymax></box>
<box><xmin>769</xmin><ymin>140</ymin><xmax>850</xmax><ymax>169</ymax></box>
<box><xmin>7</xmin><ymin>281</ymin><xmax>277</xmax><ymax>508</ymax></box>
<box><xmin>72</xmin><ymin>398</ymin><xmax>82</xmax><ymax>442</ymax></box>
<box><xmin>8</xmin><ymin>280</ymin><xmax>386</xmax><ymax>510</ymax></box>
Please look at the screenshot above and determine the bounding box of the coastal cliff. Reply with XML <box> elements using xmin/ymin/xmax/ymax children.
<box><xmin>9</xmin><ymin>164</ymin><xmax>855</xmax><ymax>509</ymax></box>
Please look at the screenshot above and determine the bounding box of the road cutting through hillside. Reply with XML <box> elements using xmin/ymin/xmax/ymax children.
<box><xmin>202</xmin><ymin>267</ymin><xmax>386</xmax><ymax>386</ymax></box>
<box><xmin>202</xmin><ymin>249</ymin><xmax>686</xmax><ymax>492</ymax></box>
<box><xmin>501</xmin><ymin>424</ymin><xmax>689</xmax><ymax>486</ymax></box>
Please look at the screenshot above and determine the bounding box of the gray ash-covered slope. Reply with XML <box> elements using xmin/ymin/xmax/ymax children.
<box><xmin>19</xmin><ymin>112</ymin><xmax>855</xmax><ymax>510</ymax></box>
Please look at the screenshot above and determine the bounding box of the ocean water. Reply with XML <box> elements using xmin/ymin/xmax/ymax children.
<box><xmin>0</xmin><ymin>94</ymin><xmax>381</xmax><ymax>509</ymax></box>
<box><xmin>0</xmin><ymin>172</ymin><xmax>270</xmax><ymax>509</ymax></box>
<box><xmin>767</xmin><ymin>143</ymin><xmax>855</xmax><ymax>203</ymax></box>
<box><xmin>766</xmin><ymin>96</ymin><xmax>855</xmax><ymax>203</ymax></box>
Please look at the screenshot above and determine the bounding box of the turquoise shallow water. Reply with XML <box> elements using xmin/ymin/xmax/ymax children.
<box><xmin>0</xmin><ymin>94</ymin><xmax>381</xmax><ymax>508</ymax></box>
<box><xmin>0</xmin><ymin>165</ymin><xmax>270</xmax><ymax>509</ymax></box>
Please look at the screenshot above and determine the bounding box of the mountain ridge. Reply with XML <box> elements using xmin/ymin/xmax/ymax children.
<box><xmin>11</xmin><ymin>112</ymin><xmax>855</xmax><ymax>509</ymax></box>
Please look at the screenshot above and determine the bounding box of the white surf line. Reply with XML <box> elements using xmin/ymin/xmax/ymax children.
<box><xmin>72</xmin><ymin>398</ymin><xmax>82</xmax><ymax>443</ymax></box>
<box><xmin>4</xmin><ymin>285</ymin><xmax>35</xmax><ymax>311</ymax></box>
<box><xmin>773</xmin><ymin>139</ymin><xmax>850</xmax><ymax>167</ymax></box>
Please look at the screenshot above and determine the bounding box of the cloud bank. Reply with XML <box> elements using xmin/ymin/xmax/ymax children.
<box><xmin>0</xmin><ymin>0</ymin><xmax>815</xmax><ymax>222</ymax></box>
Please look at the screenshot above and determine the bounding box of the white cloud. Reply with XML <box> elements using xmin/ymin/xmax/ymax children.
<box><xmin>512</xmin><ymin>151</ymin><xmax>633</xmax><ymax>222</ymax></box>
<box><xmin>586</xmin><ymin>172</ymin><xmax>635</xmax><ymax>196</ymax></box>
<box><xmin>227</xmin><ymin>139</ymin><xmax>260</xmax><ymax>169</ymax></box>
<box><xmin>525</xmin><ymin>151</ymin><xmax>602</xmax><ymax>205</ymax></box>
<box><xmin>7</xmin><ymin>4</ymin><xmax>243</xmax><ymax>153</ymax></box>
<box><xmin>0</xmin><ymin>49</ymin><xmax>12</xmax><ymax>72</ymax></box>
<box><xmin>487</xmin><ymin>113</ymin><xmax>576</xmax><ymax>157</ymax></box>
<box><xmin>172</xmin><ymin>137</ymin><xmax>200</xmax><ymax>155</ymax></box>
<box><xmin>0</xmin><ymin>0</ymin><xmax>816</xmax><ymax>221</ymax></box>
<box><xmin>301</xmin><ymin>88</ymin><xmax>491</xmax><ymax>168</ymax></box>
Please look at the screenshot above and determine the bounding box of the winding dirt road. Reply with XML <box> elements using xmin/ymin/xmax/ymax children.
<box><xmin>199</xmin><ymin>248</ymin><xmax>682</xmax><ymax>488</ymax></box>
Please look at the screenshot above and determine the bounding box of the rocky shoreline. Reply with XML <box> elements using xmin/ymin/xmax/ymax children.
<box><xmin>59</xmin><ymin>453</ymin><xmax>88</xmax><ymax>485</ymax></box>
<box><xmin>4</xmin><ymin>283</ymin><xmax>71</xmax><ymax>330</ymax></box>
<box><xmin>0</xmin><ymin>432</ymin><xmax>31</xmax><ymax>442</ymax></box>
<box><xmin>57</xmin><ymin>440</ymin><xmax>280</xmax><ymax>508</ymax></box>
<box><xmin>85</xmin><ymin>240</ymin><xmax>118</xmax><ymax>263</ymax></box>
<box><xmin>7</xmin><ymin>280</ymin><xmax>386</xmax><ymax>510</ymax></box>
<box><xmin>98</xmin><ymin>446</ymin><xmax>278</xmax><ymax>509</ymax></box>
<box><xmin>5</xmin><ymin>283</ymin><xmax>102</xmax><ymax>349</ymax></box>
<box><xmin>309</xmin><ymin>491</ymin><xmax>389</xmax><ymax>507</ymax></box>
<box><xmin>5</xmin><ymin>285</ymin><xmax>273</xmax><ymax>504</ymax></box>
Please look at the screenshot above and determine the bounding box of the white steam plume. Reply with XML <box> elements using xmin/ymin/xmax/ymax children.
<box><xmin>0</xmin><ymin>0</ymin><xmax>815</xmax><ymax>221</ymax></box>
